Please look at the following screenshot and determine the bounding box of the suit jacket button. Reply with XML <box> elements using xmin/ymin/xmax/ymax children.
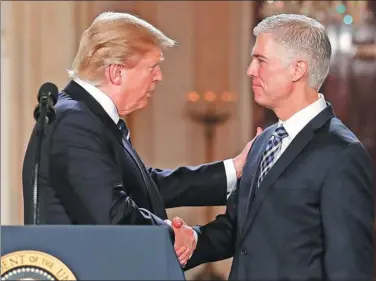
<box><xmin>240</xmin><ymin>248</ymin><xmax>247</xmax><ymax>255</ymax></box>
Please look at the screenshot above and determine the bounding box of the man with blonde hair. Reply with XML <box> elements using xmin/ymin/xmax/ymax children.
<box><xmin>181</xmin><ymin>14</ymin><xmax>374</xmax><ymax>280</ymax></box>
<box><xmin>22</xmin><ymin>12</ymin><xmax>260</xmax><ymax>266</ymax></box>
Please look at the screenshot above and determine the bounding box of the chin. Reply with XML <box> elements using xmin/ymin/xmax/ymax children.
<box><xmin>134</xmin><ymin>101</ymin><xmax>149</xmax><ymax>112</ymax></box>
<box><xmin>140</xmin><ymin>99</ymin><xmax>148</xmax><ymax>108</ymax></box>
<box><xmin>253</xmin><ymin>94</ymin><xmax>271</xmax><ymax>109</ymax></box>
<box><xmin>253</xmin><ymin>90</ymin><xmax>264</xmax><ymax>105</ymax></box>
<box><xmin>119</xmin><ymin>104</ymin><xmax>145</xmax><ymax>116</ymax></box>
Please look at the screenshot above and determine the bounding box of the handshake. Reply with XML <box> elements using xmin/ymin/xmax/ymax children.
<box><xmin>169</xmin><ymin>217</ymin><xmax>197</xmax><ymax>267</ymax></box>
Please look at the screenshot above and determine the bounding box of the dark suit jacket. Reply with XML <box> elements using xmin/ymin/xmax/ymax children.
<box><xmin>186</xmin><ymin>105</ymin><xmax>374</xmax><ymax>281</ymax></box>
<box><xmin>22</xmin><ymin>81</ymin><xmax>227</xmax><ymax>236</ymax></box>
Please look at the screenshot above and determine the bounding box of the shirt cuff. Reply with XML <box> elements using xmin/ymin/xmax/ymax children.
<box><xmin>224</xmin><ymin>159</ymin><xmax>237</xmax><ymax>195</ymax></box>
<box><xmin>193</xmin><ymin>228</ymin><xmax>198</xmax><ymax>243</ymax></box>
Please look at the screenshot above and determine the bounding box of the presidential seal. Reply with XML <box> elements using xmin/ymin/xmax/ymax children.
<box><xmin>1</xmin><ymin>250</ymin><xmax>76</xmax><ymax>280</ymax></box>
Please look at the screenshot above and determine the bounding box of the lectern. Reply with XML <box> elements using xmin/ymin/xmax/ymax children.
<box><xmin>1</xmin><ymin>225</ymin><xmax>185</xmax><ymax>280</ymax></box>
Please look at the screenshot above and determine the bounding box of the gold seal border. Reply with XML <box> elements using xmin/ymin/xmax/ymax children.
<box><xmin>1</xmin><ymin>250</ymin><xmax>76</xmax><ymax>280</ymax></box>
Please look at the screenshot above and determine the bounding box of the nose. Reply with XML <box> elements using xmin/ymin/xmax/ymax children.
<box><xmin>153</xmin><ymin>65</ymin><xmax>162</xmax><ymax>82</ymax></box>
<box><xmin>246</xmin><ymin>58</ymin><xmax>258</xmax><ymax>78</ymax></box>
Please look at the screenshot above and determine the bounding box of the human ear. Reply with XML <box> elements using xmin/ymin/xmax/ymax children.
<box><xmin>291</xmin><ymin>60</ymin><xmax>308</xmax><ymax>82</ymax></box>
<box><xmin>106</xmin><ymin>64</ymin><xmax>123</xmax><ymax>85</ymax></box>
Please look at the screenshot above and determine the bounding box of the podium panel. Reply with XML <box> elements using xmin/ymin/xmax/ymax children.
<box><xmin>1</xmin><ymin>225</ymin><xmax>185</xmax><ymax>280</ymax></box>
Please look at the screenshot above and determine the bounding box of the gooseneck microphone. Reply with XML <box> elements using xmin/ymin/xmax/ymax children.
<box><xmin>33</xmin><ymin>82</ymin><xmax>58</xmax><ymax>124</ymax></box>
<box><xmin>32</xmin><ymin>82</ymin><xmax>59</xmax><ymax>224</ymax></box>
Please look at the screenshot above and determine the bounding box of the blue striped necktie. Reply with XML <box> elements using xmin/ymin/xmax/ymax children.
<box><xmin>257</xmin><ymin>125</ymin><xmax>288</xmax><ymax>189</ymax></box>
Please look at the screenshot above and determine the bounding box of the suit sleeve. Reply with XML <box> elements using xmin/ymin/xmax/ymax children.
<box><xmin>148</xmin><ymin>162</ymin><xmax>227</xmax><ymax>208</ymax></box>
<box><xmin>184</xmin><ymin>181</ymin><xmax>239</xmax><ymax>270</ymax></box>
<box><xmin>321</xmin><ymin>143</ymin><xmax>374</xmax><ymax>280</ymax></box>
<box><xmin>49</xmin><ymin>110</ymin><xmax>173</xmax><ymax>234</ymax></box>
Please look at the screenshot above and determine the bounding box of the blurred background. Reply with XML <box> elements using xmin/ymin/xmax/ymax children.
<box><xmin>1</xmin><ymin>1</ymin><xmax>376</xmax><ymax>279</ymax></box>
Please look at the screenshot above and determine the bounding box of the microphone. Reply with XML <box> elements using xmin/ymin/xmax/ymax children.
<box><xmin>32</xmin><ymin>82</ymin><xmax>59</xmax><ymax>225</ymax></box>
<box><xmin>33</xmin><ymin>82</ymin><xmax>59</xmax><ymax>124</ymax></box>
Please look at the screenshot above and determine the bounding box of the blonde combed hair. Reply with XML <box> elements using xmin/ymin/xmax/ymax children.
<box><xmin>68</xmin><ymin>12</ymin><xmax>176</xmax><ymax>84</ymax></box>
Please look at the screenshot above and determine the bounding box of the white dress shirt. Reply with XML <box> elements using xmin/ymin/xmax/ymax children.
<box><xmin>73</xmin><ymin>77</ymin><xmax>237</xmax><ymax>194</ymax></box>
<box><xmin>274</xmin><ymin>93</ymin><xmax>328</xmax><ymax>163</ymax></box>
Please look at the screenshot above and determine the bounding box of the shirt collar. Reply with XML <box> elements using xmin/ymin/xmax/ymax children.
<box><xmin>278</xmin><ymin>93</ymin><xmax>327</xmax><ymax>140</ymax></box>
<box><xmin>73</xmin><ymin>77</ymin><xmax>120</xmax><ymax>124</ymax></box>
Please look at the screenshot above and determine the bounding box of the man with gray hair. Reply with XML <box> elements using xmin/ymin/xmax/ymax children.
<box><xmin>180</xmin><ymin>14</ymin><xmax>374</xmax><ymax>280</ymax></box>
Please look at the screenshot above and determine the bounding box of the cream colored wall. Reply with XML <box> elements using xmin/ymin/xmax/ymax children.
<box><xmin>1</xmin><ymin>1</ymin><xmax>78</xmax><ymax>225</ymax></box>
<box><xmin>1</xmin><ymin>1</ymin><xmax>255</xmax><ymax>279</ymax></box>
<box><xmin>1</xmin><ymin>0</ymin><xmax>14</xmax><ymax>225</ymax></box>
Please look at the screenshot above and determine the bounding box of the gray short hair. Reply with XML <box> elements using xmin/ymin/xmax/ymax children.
<box><xmin>253</xmin><ymin>14</ymin><xmax>332</xmax><ymax>90</ymax></box>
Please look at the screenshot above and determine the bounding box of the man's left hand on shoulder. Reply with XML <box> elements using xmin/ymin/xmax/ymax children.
<box><xmin>232</xmin><ymin>127</ymin><xmax>263</xmax><ymax>178</ymax></box>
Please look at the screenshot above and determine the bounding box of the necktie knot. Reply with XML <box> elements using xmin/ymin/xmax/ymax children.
<box><xmin>117</xmin><ymin>119</ymin><xmax>130</xmax><ymax>140</ymax></box>
<box><xmin>273</xmin><ymin>125</ymin><xmax>288</xmax><ymax>139</ymax></box>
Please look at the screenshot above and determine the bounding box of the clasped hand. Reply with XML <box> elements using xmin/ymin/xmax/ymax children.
<box><xmin>171</xmin><ymin>217</ymin><xmax>196</xmax><ymax>267</ymax></box>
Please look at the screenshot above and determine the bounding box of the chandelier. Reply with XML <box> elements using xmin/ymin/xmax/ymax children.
<box><xmin>260</xmin><ymin>1</ymin><xmax>374</xmax><ymax>26</ymax></box>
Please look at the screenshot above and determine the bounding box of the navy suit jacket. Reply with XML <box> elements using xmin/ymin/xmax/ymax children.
<box><xmin>22</xmin><ymin>81</ymin><xmax>227</xmax><ymax>236</ymax></box>
<box><xmin>186</xmin><ymin>105</ymin><xmax>374</xmax><ymax>281</ymax></box>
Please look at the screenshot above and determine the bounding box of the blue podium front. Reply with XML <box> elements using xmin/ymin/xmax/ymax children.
<box><xmin>1</xmin><ymin>225</ymin><xmax>185</xmax><ymax>280</ymax></box>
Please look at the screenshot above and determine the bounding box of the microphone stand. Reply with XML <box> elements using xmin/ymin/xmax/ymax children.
<box><xmin>32</xmin><ymin>95</ymin><xmax>50</xmax><ymax>225</ymax></box>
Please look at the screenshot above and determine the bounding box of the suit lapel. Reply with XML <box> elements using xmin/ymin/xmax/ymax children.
<box><xmin>120</xmin><ymin>136</ymin><xmax>165</xmax><ymax>216</ymax></box>
<box><xmin>121</xmin><ymin>137</ymin><xmax>149</xmax><ymax>180</ymax></box>
<box><xmin>121</xmin><ymin>136</ymin><xmax>153</xmax><ymax>199</ymax></box>
<box><xmin>237</xmin><ymin>127</ymin><xmax>275</xmax><ymax>234</ymax></box>
<box><xmin>239</xmin><ymin>105</ymin><xmax>335</xmax><ymax>242</ymax></box>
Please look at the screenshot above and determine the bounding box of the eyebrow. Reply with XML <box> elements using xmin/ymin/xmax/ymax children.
<box><xmin>151</xmin><ymin>56</ymin><xmax>165</xmax><ymax>68</ymax></box>
<box><xmin>252</xmin><ymin>53</ymin><xmax>268</xmax><ymax>60</ymax></box>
